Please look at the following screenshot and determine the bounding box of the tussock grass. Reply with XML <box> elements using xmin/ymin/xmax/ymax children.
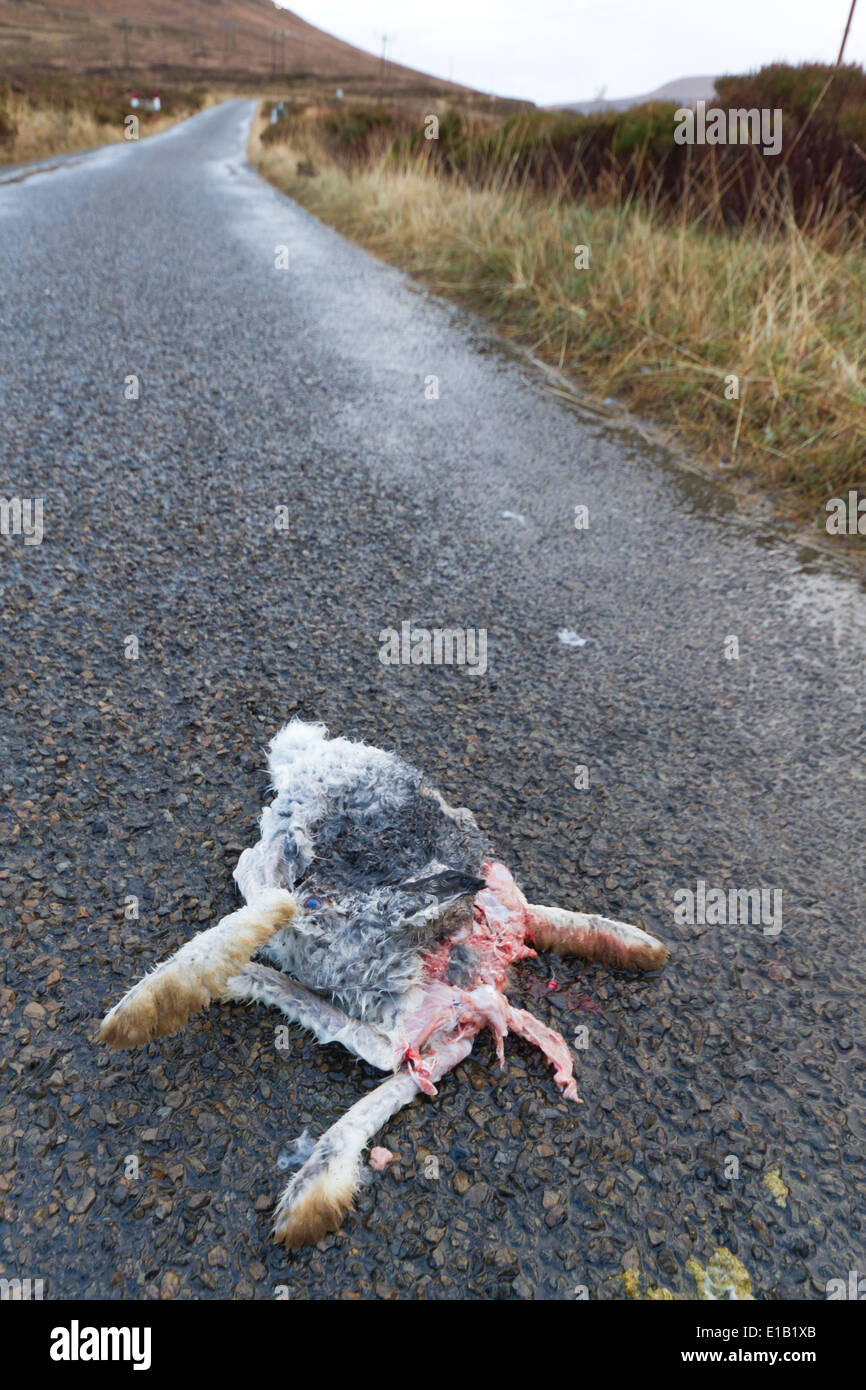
<box><xmin>250</xmin><ymin>110</ymin><xmax>866</xmax><ymax>538</ymax></box>
<box><xmin>4</xmin><ymin>98</ymin><xmax>120</xmax><ymax>163</ymax></box>
<box><xmin>0</xmin><ymin>83</ymin><xmax>210</xmax><ymax>166</ymax></box>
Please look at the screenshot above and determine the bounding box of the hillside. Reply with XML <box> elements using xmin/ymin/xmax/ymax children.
<box><xmin>562</xmin><ymin>74</ymin><xmax>718</xmax><ymax>113</ymax></box>
<box><xmin>0</xmin><ymin>0</ymin><xmax>459</xmax><ymax>89</ymax></box>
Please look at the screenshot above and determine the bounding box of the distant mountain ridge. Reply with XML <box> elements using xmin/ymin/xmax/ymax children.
<box><xmin>559</xmin><ymin>75</ymin><xmax>719</xmax><ymax>114</ymax></box>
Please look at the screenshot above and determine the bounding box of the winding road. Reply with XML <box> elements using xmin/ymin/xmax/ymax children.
<box><xmin>1</xmin><ymin>99</ymin><xmax>864</xmax><ymax>1300</ymax></box>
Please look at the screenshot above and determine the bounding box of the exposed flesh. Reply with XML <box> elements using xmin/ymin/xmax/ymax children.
<box><xmin>395</xmin><ymin>859</ymin><xmax>580</xmax><ymax>1103</ymax></box>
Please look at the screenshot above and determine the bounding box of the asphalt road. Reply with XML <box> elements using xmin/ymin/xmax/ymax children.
<box><xmin>1</xmin><ymin>99</ymin><xmax>864</xmax><ymax>1301</ymax></box>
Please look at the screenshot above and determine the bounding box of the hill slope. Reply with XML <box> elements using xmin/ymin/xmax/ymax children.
<box><xmin>0</xmin><ymin>0</ymin><xmax>454</xmax><ymax>87</ymax></box>
<box><xmin>562</xmin><ymin>75</ymin><xmax>718</xmax><ymax>113</ymax></box>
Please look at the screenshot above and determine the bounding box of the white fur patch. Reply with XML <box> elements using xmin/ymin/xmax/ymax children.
<box><xmin>234</xmin><ymin>720</ymin><xmax>406</xmax><ymax>902</ymax></box>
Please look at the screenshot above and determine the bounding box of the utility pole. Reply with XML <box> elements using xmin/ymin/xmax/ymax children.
<box><xmin>837</xmin><ymin>0</ymin><xmax>858</xmax><ymax>64</ymax></box>
<box><xmin>118</xmin><ymin>18</ymin><xmax>131</xmax><ymax>70</ymax></box>
<box><xmin>378</xmin><ymin>33</ymin><xmax>389</xmax><ymax>103</ymax></box>
<box><xmin>270</xmin><ymin>28</ymin><xmax>287</xmax><ymax>76</ymax></box>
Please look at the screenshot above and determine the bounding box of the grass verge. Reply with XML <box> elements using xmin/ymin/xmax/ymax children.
<box><xmin>0</xmin><ymin>79</ymin><xmax>211</xmax><ymax>166</ymax></box>
<box><xmin>249</xmin><ymin>105</ymin><xmax>866</xmax><ymax>549</ymax></box>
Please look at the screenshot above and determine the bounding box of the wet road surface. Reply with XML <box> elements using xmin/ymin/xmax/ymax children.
<box><xmin>1</xmin><ymin>99</ymin><xmax>864</xmax><ymax>1300</ymax></box>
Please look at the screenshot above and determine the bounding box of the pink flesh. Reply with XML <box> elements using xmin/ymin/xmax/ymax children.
<box><xmin>398</xmin><ymin>861</ymin><xmax>580</xmax><ymax>1104</ymax></box>
<box><xmin>369</xmin><ymin>1147</ymin><xmax>394</xmax><ymax>1171</ymax></box>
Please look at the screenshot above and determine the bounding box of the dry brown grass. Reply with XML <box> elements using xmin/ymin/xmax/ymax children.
<box><xmin>0</xmin><ymin>91</ymin><xmax>215</xmax><ymax>166</ymax></box>
<box><xmin>250</xmin><ymin>109</ymin><xmax>866</xmax><ymax>541</ymax></box>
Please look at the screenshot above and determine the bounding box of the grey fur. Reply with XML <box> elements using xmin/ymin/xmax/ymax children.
<box><xmin>234</xmin><ymin>721</ymin><xmax>493</xmax><ymax>1024</ymax></box>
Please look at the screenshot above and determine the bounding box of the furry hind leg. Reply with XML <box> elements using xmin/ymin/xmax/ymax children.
<box><xmin>224</xmin><ymin>962</ymin><xmax>402</xmax><ymax>1072</ymax></box>
<box><xmin>99</xmin><ymin>889</ymin><xmax>296</xmax><ymax>1048</ymax></box>
<box><xmin>272</xmin><ymin>1035</ymin><xmax>474</xmax><ymax>1249</ymax></box>
<box><xmin>525</xmin><ymin>903</ymin><xmax>667</xmax><ymax>971</ymax></box>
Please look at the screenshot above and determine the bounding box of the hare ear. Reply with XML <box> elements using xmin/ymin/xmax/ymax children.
<box><xmin>525</xmin><ymin>903</ymin><xmax>667</xmax><ymax>972</ymax></box>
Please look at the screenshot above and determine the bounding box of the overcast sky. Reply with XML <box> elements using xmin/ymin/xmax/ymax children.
<box><xmin>282</xmin><ymin>0</ymin><xmax>866</xmax><ymax>106</ymax></box>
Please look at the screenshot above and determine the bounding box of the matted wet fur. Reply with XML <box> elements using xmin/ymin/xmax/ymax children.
<box><xmin>99</xmin><ymin>720</ymin><xmax>667</xmax><ymax>1248</ymax></box>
